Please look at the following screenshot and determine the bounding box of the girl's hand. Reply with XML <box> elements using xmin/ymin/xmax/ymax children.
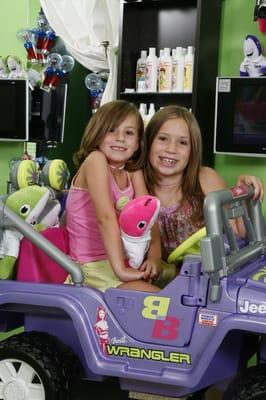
<box><xmin>236</xmin><ymin>175</ymin><xmax>264</xmax><ymax>201</ymax></box>
<box><xmin>139</xmin><ymin>258</ymin><xmax>161</xmax><ymax>282</ymax></box>
<box><xmin>117</xmin><ymin>267</ymin><xmax>145</xmax><ymax>283</ymax></box>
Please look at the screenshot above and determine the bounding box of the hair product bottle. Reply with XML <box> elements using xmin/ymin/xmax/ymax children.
<box><xmin>172</xmin><ymin>46</ymin><xmax>184</xmax><ymax>92</ymax></box>
<box><xmin>183</xmin><ymin>46</ymin><xmax>194</xmax><ymax>93</ymax></box>
<box><xmin>136</xmin><ymin>50</ymin><xmax>147</xmax><ymax>92</ymax></box>
<box><xmin>146</xmin><ymin>47</ymin><xmax>158</xmax><ymax>92</ymax></box>
<box><xmin>158</xmin><ymin>47</ymin><xmax>172</xmax><ymax>92</ymax></box>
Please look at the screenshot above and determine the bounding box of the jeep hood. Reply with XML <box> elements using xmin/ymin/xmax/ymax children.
<box><xmin>238</xmin><ymin>260</ymin><xmax>266</xmax><ymax>316</ymax></box>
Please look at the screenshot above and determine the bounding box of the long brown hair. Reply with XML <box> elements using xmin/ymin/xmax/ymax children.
<box><xmin>73</xmin><ymin>100</ymin><xmax>144</xmax><ymax>171</ymax></box>
<box><xmin>144</xmin><ymin>105</ymin><xmax>204</xmax><ymax>225</ymax></box>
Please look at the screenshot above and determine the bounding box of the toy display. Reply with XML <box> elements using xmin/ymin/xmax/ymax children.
<box><xmin>240</xmin><ymin>34</ymin><xmax>266</xmax><ymax>76</ymax></box>
<box><xmin>6</xmin><ymin>55</ymin><xmax>28</xmax><ymax>80</ymax></box>
<box><xmin>0</xmin><ymin>185</ymin><xmax>265</xmax><ymax>399</ymax></box>
<box><xmin>15</xmin><ymin>8</ymin><xmax>75</xmax><ymax>91</ymax></box>
<box><xmin>119</xmin><ymin>195</ymin><xmax>160</xmax><ymax>269</ymax></box>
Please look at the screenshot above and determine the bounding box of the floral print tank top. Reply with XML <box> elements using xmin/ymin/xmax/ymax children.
<box><xmin>158</xmin><ymin>199</ymin><xmax>203</xmax><ymax>261</ymax></box>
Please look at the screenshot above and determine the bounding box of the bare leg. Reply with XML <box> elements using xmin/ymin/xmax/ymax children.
<box><xmin>118</xmin><ymin>280</ymin><xmax>160</xmax><ymax>292</ymax></box>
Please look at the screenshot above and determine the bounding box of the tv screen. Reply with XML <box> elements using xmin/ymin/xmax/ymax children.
<box><xmin>0</xmin><ymin>79</ymin><xmax>29</xmax><ymax>142</ymax></box>
<box><xmin>233</xmin><ymin>86</ymin><xmax>266</xmax><ymax>146</ymax></box>
<box><xmin>29</xmin><ymin>83</ymin><xmax>67</xmax><ymax>144</ymax></box>
<box><xmin>214</xmin><ymin>77</ymin><xmax>266</xmax><ymax>157</ymax></box>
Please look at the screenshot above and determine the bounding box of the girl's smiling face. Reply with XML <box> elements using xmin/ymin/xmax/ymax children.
<box><xmin>149</xmin><ymin>117</ymin><xmax>191</xmax><ymax>179</ymax></box>
<box><xmin>99</xmin><ymin>114</ymin><xmax>139</xmax><ymax>168</ymax></box>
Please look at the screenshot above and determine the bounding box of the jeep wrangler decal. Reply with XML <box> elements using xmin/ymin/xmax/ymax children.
<box><xmin>106</xmin><ymin>345</ymin><xmax>191</xmax><ymax>365</ymax></box>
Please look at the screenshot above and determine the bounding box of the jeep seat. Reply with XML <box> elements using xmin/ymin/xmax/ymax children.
<box><xmin>16</xmin><ymin>227</ymin><xmax>69</xmax><ymax>283</ymax></box>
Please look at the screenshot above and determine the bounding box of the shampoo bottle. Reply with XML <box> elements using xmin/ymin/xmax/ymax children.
<box><xmin>172</xmin><ymin>46</ymin><xmax>184</xmax><ymax>92</ymax></box>
<box><xmin>136</xmin><ymin>50</ymin><xmax>147</xmax><ymax>92</ymax></box>
<box><xmin>183</xmin><ymin>46</ymin><xmax>194</xmax><ymax>93</ymax></box>
<box><xmin>158</xmin><ymin>47</ymin><xmax>172</xmax><ymax>92</ymax></box>
<box><xmin>146</xmin><ymin>47</ymin><xmax>158</xmax><ymax>92</ymax></box>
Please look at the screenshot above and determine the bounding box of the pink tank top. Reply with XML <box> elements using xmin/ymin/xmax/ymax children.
<box><xmin>66</xmin><ymin>172</ymin><xmax>134</xmax><ymax>263</ymax></box>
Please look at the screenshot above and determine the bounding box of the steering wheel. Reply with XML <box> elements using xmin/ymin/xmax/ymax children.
<box><xmin>167</xmin><ymin>227</ymin><xmax>206</xmax><ymax>264</ymax></box>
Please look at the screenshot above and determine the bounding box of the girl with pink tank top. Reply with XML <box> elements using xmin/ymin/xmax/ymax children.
<box><xmin>65</xmin><ymin>100</ymin><xmax>161</xmax><ymax>293</ymax></box>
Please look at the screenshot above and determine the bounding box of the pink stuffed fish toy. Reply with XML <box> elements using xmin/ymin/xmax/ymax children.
<box><xmin>119</xmin><ymin>195</ymin><xmax>160</xmax><ymax>269</ymax></box>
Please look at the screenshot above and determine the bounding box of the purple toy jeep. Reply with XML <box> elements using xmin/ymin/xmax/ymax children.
<box><xmin>0</xmin><ymin>184</ymin><xmax>265</xmax><ymax>400</ymax></box>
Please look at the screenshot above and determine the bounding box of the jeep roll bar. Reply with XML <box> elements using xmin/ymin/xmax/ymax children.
<box><xmin>0</xmin><ymin>196</ymin><xmax>84</xmax><ymax>285</ymax></box>
<box><xmin>201</xmin><ymin>185</ymin><xmax>266</xmax><ymax>302</ymax></box>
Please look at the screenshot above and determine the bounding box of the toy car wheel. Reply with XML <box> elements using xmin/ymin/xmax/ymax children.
<box><xmin>223</xmin><ymin>364</ymin><xmax>266</xmax><ymax>399</ymax></box>
<box><xmin>0</xmin><ymin>331</ymin><xmax>75</xmax><ymax>400</ymax></box>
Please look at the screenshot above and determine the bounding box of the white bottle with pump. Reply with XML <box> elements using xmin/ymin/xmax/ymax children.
<box><xmin>158</xmin><ymin>47</ymin><xmax>172</xmax><ymax>92</ymax></box>
<box><xmin>183</xmin><ymin>46</ymin><xmax>194</xmax><ymax>93</ymax></box>
<box><xmin>146</xmin><ymin>47</ymin><xmax>158</xmax><ymax>92</ymax></box>
<box><xmin>136</xmin><ymin>50</ymin><xmax>147</xmax><ymax>92</ymax></box>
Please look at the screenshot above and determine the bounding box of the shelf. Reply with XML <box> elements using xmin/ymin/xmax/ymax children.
<box><xmin>118</xmin><ymin>0</ymin><xmax>222</xmax><ymax>165</ymax></box>
<box><xmin>120</xmin><ymin>92</ymin><xmax>192</xmax><ymax>96</ymax></box>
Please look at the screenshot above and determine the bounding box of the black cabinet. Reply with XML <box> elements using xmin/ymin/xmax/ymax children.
<box><xmin>117</xmin><ymin>0</ymin><xmax>221</xmax><ymax>165</ymax></box>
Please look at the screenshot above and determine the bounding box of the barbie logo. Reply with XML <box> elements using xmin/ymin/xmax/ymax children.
<box><xmin>111</xmin><ymin>336</ymin><xmax>127</xmax><ymax>344</ymax></box>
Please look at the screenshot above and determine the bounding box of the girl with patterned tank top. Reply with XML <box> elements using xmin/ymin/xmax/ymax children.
<box><xmin>65</xmin><ymin>100</ymin><xmax>161</xmax><ymax>292</ymax></box>
<box><xmin>143</xmin><ymin>105</ymin><xmax>264</xmax><ymax>262</ymax></box>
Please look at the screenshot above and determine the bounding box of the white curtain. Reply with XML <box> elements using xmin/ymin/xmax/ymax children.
<box><xmin>40</xmin><ymin>0</ymin><xmax>120</xmax><ymax>104</ymax></box>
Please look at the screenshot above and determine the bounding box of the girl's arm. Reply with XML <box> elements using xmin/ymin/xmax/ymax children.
<box><xmin>84</xmin><ymin>151</ymin><xmax>144</xmax><ymax>282</ymax></box>
<box><xmin>131</xmin><ymin>170</ymin><xmax>162</xmax><ymax>280</ymax></box>
<box><xmin>130</xmin><ymin>169</ymin><xmax>149</xmax><ymax>196</ymax></box>
<box><xmin>199</xmin><ymin>167</ymin><xmax>264</xmax><ymax>238</ymax></box>
<box><xmin>236</xmin><ymin>175</ymin><xmax>264</xmax><ymax>201</ymax></box>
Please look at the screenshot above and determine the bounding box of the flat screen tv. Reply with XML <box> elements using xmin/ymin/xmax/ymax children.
<box><xmin>214</xmin><ymin>76</ymin><xmax>266</xmax><ymax>157</ymax></box>
<box><xmin>0</xmin><ymin>79</ymin><xmax>29</xmax><ymax>142</ymax></box>
<box><xmin>29</xmin><ymin>83</ymin><xmax>68</xmax><ymax>144</ymax></box>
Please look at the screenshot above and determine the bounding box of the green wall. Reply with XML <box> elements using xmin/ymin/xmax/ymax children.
<box><xmin>0</xmin><ymin>0</ymin><xmax>89</xmax><ymax>195</ymax></box>
<box><xmin>0</xmin><ymin>0</ymin><xmax>39</xmax><ymax>195</ymax></box>
<box><xmin>216</xmin><ymin>0</ymin><xmax>266</xmax><ymax>214</ymax></box>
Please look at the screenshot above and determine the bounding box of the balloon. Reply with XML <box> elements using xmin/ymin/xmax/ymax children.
<box><xmin>46</xmin><ymin>53</ymin><xmax>62</xmax><ymax>69</ymax></box>
<box><xmin>16</xmin><ymin>28</ymin><xmax>33</xmax><ymax>43</ymax></box>
<box><xmin>61</xmin><ymin>55</ymin><xmax>75</xmax><ymax>73</ymax></box>
<box><xmin>84</xmin><ymin>73</ymin><xmax>103</xmax><ymax>91</ymax></box>
<box><xmin>16</xmin><ymin>29</ymin><xmax>37</xmax><ymax>64</ymax></box>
